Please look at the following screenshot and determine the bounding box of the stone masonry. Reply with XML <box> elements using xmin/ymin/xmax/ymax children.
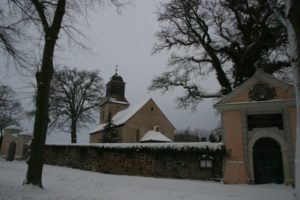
<box><xmin>44</xmin><ymin>143</ymin><xmax>224</xmax><ymax>181</ymax></box>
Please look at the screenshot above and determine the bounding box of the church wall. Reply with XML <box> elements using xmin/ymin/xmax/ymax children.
<box><xmin>100</xmin><ymin>103</ymin><xmax>129</xmax><ymax>124</ymax></box>
<box><xmin>222</xmin><ymin>110</ymin><xmax>248</xmax><ymax>184</ymax></box>
<box><xmin>90</xmin><ymin>126</ymin><xmax>126</xmax><ymax>143</ymax></box>
<box><xmin>121</xmin><ymin>127</ymin><xmax>138</xmax><ymax>143</ymax></box>
<box><xmin>123</xmin><ymin>99</ymin><xmax>175</xmax><ymax>142</ymax></box>
<box><xmin>95</xmin><ymin>72</ymin><xmax>174</xmax><ymax>143</ymax></box>
<box><xmin>117</xmin><ymin>126</ymin><xmax>126</xmax><ymax>142</ymax></box>
<box><xmin>90</xmin><ymin>132</ymin><xmax>102</xmax><ymax>143</ymax></box>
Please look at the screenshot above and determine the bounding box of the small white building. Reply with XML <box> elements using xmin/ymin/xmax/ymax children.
<box><xmin>140</xmin><ymin>128</ymin><xmax>172</xmax><ymax>143</ymax></box>
<box><xmin>0</xmin><ymin>126</ymin><xmax>32</xmax><ymax>161</ymax></box>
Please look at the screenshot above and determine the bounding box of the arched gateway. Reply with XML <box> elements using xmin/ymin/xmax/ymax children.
<box><xmin>7</xmin><ymin>141</ymin><xmax>16</xmax><ymax>161</ymax></box>
<box><xmin>214</xmin><ymin>69</ymin><xmax>295</xmax><ymax>185</ymax></box>
<box><xmin>253</xmin><ymin>138</ymin><xmax>283</xmax><ymax>184</ymax></box>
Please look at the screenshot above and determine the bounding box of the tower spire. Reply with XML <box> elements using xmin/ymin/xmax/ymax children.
<box><xmin>115</xmin><ymin>65</ymin><xmax>119</xmax><ymax>75</ymax></box>
<box><xmin>100</xmin><ymin>69</ymin><xmax>129</xmax><ymax>123</ymax></box>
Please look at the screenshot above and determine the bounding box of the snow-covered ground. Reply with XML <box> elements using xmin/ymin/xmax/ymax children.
<box><xmin>0</xmin><ymin>158</ymin><xmax>294</xmax><ymax>200</ymax></box>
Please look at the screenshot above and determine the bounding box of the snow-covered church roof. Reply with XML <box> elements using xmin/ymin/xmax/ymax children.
<box><xmin>139</xmin><ymin>130</ymin><xmax>172</xmax><ymax>143</ymax></box>
<box><xmin>90</xmin><ymin>99</ymin><xmax>152</xmax><ymax>134</ymax></box>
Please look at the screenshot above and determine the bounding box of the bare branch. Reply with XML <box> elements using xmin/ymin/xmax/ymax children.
<box><xmin>49</xmin><ymin>67</ymin><xmax>104</xmax><ymax>141</ymax></box>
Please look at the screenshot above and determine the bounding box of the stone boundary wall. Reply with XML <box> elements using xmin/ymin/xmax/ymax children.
<box><xmin>44</xmin><ymin>143</ymin><xmax>225</xmax><ymax>181</ymax></box>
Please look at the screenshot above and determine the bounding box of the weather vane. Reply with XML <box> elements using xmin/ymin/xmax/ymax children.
<box><xmin>115</xmin><ymin>65</ymin><xmax>119</xmax><ymax>75</ymax></box>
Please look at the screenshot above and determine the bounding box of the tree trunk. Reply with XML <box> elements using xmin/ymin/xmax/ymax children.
<box><xmin>24</xmin><ymin>39</ymin><xmax>55</xmax><ymax>188</ymax></box>
<box><xmin>24</xmin><ymin>0</ymin><xmax>65</xmax><ymax>188</ymax></box>
<box><xmin>293</xmin><ymin>54</ymin><xmax>300</xmax><ymax>199</ymax></box>
<box><xmin>286</xmin><ymin>1</ymin><xmax>300</xmax><ymax>198</ymax></box>
<box><xmin>0</xmin><ymin>130</ymin><xmax>3</xmax><ymax>150</ymax></box>
<box><xmin>71</xmin><ymin>119</ymin><xmax>77</xmax><ymax>143</ymax></box>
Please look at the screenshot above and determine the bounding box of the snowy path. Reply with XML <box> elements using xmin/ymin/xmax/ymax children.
<box><xmin>0</xmin><ymin>159</ymin><xmax>294</xmax><ymax>200</ymax></box>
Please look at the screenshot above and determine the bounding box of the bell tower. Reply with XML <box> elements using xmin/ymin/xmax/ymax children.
<box><xmin>100</xmin><ymin>67</ymin><xmax>129</xmax><ymax>123</ymax></box>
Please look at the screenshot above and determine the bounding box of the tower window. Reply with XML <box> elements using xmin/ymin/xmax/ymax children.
<box><xmin>150</xmin><ymin>107</ymin><xmax>154</xmax><ymax>111</ymax></box>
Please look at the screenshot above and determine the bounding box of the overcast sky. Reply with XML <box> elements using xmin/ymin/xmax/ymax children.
<box><xmin>0</xmin><ymin>0</ymin><xmax>220</xmax><ymax>143</ymax></box>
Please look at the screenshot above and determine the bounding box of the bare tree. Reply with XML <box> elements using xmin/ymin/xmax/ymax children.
<box><xmin>149</xmin><ymin>0</ymin><xmax>289</xmax><ymax>109</ymax></box>
<box><xmin>174</xmin><ymin>127</ymin><xmax>208</xmax><ymax>142</ymax></box>
<box><xmin>0</xmin><ymin>2</ymin><xmax>30</xmax><ymax>67</ymax></box>
<box><xmin>49</xmin><ymin>67</ymin><xmax>104</xmax><ymax>143</ymax></box>
<box><xmin>0</xmin><ymin>83</ymin><xmax>23</xmax><ymax>148</ymax></box>
<box><xmin>2</xmin><ymin>0</ymin><xmax>122</xmax><ymax>188</ymax></box>
<box><xmin>266</xmin><ymin>0</ymin><xmax>300</xmax><ymax>198</ymax></box>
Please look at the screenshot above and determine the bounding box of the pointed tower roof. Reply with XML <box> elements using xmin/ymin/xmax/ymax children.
<box><xmin>102</xmin><ymin>68</ymin><xmax>129</xmax><ymax>105</ymax></box>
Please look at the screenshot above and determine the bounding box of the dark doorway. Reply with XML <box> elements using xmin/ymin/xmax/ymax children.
<box><xmin>253</xmin><ymin>138</ymin><xmax>284</xmax><ymax>184</ymax></box>
<box><xmin>7</xmin><ymin>141</ymin><xmax>16</xmax><ymax>161</ymax></box>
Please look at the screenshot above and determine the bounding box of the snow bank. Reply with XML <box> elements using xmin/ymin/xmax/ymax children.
<box><xmin>0</xmin><ymin>159</ymin><xmax>294</xmax><ymax>200</ymax></box>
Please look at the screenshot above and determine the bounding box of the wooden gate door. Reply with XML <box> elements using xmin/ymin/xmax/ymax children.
<box><xmin>7</xmin><ymin>141</ymin><xmax>16</xmax><ymax>161</ymax></box>
<box><xmin>253</xmin><ymin>138</ymin><xmax>284</xmax><ymax>184</ymax></box>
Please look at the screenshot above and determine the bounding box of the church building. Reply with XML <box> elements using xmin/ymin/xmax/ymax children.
<box><xmin>215</xmin><ymin>69</ymin><xmax>296</xmax><ymax>185</ymax></box>
<box><xmin>89</xmin><ymin>71</ymin><xmax>175</xmax><ymax>143</ymax></box>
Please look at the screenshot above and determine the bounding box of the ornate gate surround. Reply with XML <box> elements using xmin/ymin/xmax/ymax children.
<box><xmin>247</xmin><ymin>129</ymin><xmax>293</xmax><ymax>184</ymax></box>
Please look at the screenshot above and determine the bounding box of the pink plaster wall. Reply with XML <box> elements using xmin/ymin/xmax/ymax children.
<box><xmin>224</xmin><ymin>111</ymin><xmax>244</xmax><ymax>160</ymax></box>
<box><xmin>223</xmin><ymin>110</ymin><xmax>248</xmax><ymax>183</ymax></box>
<box><xmin>223</xmin><ymin>162</ymin><xmax>248</xmax><ymax>184</ymax></box>
<box><xmin>229</xmin><ymin>83</ymin><xmax>294</xmax><ymax>103</ymax></box>
<box><xmin>289</xmin><ymin>107</ymin><xmax>297</xmax><ymax>145</ymax></box>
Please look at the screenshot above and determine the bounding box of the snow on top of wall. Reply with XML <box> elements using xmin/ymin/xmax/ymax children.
<box><xmin>4</xmin><ymin>125</ymin><xmax>22</xmax><ymax>131</ymax></box>
<box><xmin>47</xmin><ymin>142</ymin><xmax>224</xmax><ymax>151</ymax></box>
<box><xmin>18</xmin><ymin>130</ymin><xmax>32</xmax><ymax>136</ymax></box>
<box><xmin>140</xmin><ymin>130</ymin><xmax>172</xmax><ymax>142</ymax></box>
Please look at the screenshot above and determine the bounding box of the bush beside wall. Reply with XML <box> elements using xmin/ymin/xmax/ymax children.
<box><xmin>44</xmin><ymin>143</ymin><xmax>225</xmax><ymax>181</ymax></box>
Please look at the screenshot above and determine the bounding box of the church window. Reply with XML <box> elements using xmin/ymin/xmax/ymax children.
<box><xmin>151</xmin><ymin>107</ymin><xmax>154</xmax><ymax>111</ymax></box>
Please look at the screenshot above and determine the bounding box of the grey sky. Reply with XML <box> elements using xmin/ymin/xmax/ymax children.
<box><xmin>0</xmin><ymin>0</ymin><xmax>220</xmax><ymax>143</ymax></box>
